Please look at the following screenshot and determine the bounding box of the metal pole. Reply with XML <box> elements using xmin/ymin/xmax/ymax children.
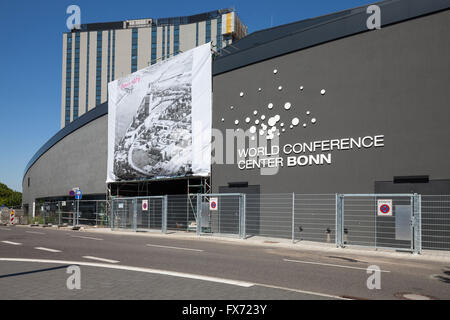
<box><xmin>133</xmin><ymin>199</ymin><xmax>137</xmax><ymax>232</ymax></box>
<box><xmin>241</xmin><ymin>193</ymin><xmax>246</xmax><ymax>239</ymax></box>
<box><xmin>292</xmin><ymin>193</ymin><xmax>295</xmax><ymax>243</ymax></box>
<box><xmin>418</xmin><ymin>194</ymin><xmax>422</xmax><ymax>254</ymax></box>
<box><xmin>410</xmin><ymin>195</ymin><xmax>414</xmax><ymax>253</ymax></box>
<box><xmin>150</xmin><ymin>197</ymin><xmax>153</xmax><ymax>230</ymax></box>
<box><xmin>162</xmin><ymin>196</ymin><xmax>168</xmax><ymax>234</ymax></box>
<box><xmin>335</xmin><ymin>194</ymin><xmax>344</xmax><ymax>248</ymax></box>
<box><xmin>196</xmin><ymin>194</ymin><xmax>201</xmax><ymax>236</ymax></box>
<box><xmin>375</xmin><ymin>196</ymin><xmax>377</xmax><ymax>250</ymax></box>
<box><xmin>413</xmin><ymin>194</ymin><xmax>422</xmax><ymax>254</ymax></box>
<box><xmin>110</xmin><ymin>199</ymin><xmax>114</xmax><ymax>230</ymax></box>
<box><xmin>335</xmin><ymin>194</ymin><xmax>339</xmax><ymax>247</ymax></box>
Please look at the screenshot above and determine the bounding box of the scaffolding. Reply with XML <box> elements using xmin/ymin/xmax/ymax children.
<box><xmin>106</xmin><ymin>176</ymin><xmax>210</xmax><ymax>229</ymax></box>
<box><xmin>187</xmin><ymin>177</ymin><xmax>210</xmax><ymax>230</ymax></box>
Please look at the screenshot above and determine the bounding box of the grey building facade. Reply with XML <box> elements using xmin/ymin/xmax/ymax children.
<box><xmin>23</xmin><ymin>1</ymin><xmax>450</xmax><ymax>212</ymax></box>
<box><xmin>211</xmin><ymin>2</ymin><xmax>450</xmax><ymax>196</ymax></box>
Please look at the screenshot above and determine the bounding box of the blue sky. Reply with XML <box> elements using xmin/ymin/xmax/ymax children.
<box><xmin>0</xmin><ymin>0</ymin><xmax>375</xmax><ymax>192</ymax></box>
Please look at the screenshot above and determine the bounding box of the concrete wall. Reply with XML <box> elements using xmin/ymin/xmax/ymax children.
<box><xmin>211</xmin><ymin>10</ymin><xmax>450</xmax><ymax>194</ymax></box>
<box><xmin>22</xmin><ymin>115</ymin><xmax>108</xmax><ymax>207</ymax></box>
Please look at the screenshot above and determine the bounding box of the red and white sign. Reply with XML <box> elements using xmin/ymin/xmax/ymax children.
<box><xmin>142</xmin><ymin>200</ymin><xmax>148</xmax><ymax>211</ymax></box>
<box><xmin>377</xmin><ymin>199</ymin><xmax>392</xmax><ymax>216</ymax></box>
<box><xmin>10</xmin><ymin>210</ymin><xmax>15</xmax><ymax>225</ymax></box>
<box><xmin>209</xmin><ymin>197</ymin><xmax>218</xmax><ymax>211</ymax></box>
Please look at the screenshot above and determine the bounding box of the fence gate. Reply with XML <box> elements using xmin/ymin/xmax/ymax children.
<box><xmin>196</xmin><ymin>193</ymin><xmax>246</xmax><ymax>238</ymax></box>
<box><xmin>337</xmin><ymin>194</ymin><xmax>421</xmax><ymax>253</ymax></box>
<box><xmin>111</xmin><ymin>198</ymin><xmax>133</xmax><ymax>230</ymax></box>
<box><xmin>111</xmin><ymin>196</ymin><xmax>167</xmax><ymax>233</ymax></box>
<box><xmin>135</xmin><ymin>196</ymin><xmax>166</xmax><ymax>232</ymax></box>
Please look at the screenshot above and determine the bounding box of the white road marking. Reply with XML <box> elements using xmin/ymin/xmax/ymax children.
<box><xmin>0</xmin><ymin>228</ymin><xmax>11</xmax><ymax>231</ymax></box>
<box><xmin>146</xmin><ymin>244</ymin><xmax>204</xmax><ymax>252</ymax></box>
<box><xmin>1</xmin><ymin>241</ymin><xmax>21</xmax><ymax>245</ymax></box>
<box><xmin>0</xmin><ymin>258</ymin><xmax>349</xmax><ymax>298</ymax></box>
<box><xmin>71</xmin><ymin>236</ymin><xmax>103</xmax><ymax>241</ymax></box>
<box><xmin>254</xmin><ymin>283</ymin><xmax>350</xmax><ymax>300</ymax></box>
<box><xmin>26</xmin><ymin>231</ymin><xmax>46</xmax><ymax>235</ymax></box>
<box><xmin>34</xmin><ymin>247</ymin><xmax>62</xmax><ymax>253</ymax></box>
<box><xmin>283</xmin><ymin>258</ymin><xmax>390</xmax><ymax>273</ymax></box>
<box><xmin>0</xmin><ymin>258</ymin><xmax>254</xmax><ymax>288</ymax></box>
<box><xmin>82</xmin><ymin>256</ymin><xmax>119</xmax><ymax>264</ymax></box>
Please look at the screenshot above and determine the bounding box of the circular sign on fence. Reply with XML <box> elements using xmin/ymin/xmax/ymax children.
<box><xmin>377</xmin><ymin>199</ymin><xmax>393</xmax><ymax>216</ymax></box>
<box><xmin>209</xmin><ymin>197</ymin><xmax>218</xmax><ymax>211</ymax></box>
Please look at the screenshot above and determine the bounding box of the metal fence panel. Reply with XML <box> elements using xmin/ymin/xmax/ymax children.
<box><xmin>340</xmin><ymin>194</ymin><xmax>413</xmax><ymax>251</ymax></box>
<box><xmin>111</xmin><ymin>196</ymin><xmax>166</xmax><ymax>232</ymax></box>
<box><xmin>294</xmin><ymin>194</ymin><xmax>336</xmax><ymax>243</ymax></box>
<box><xmin>136</xmin><ymin>197</ymin><xmax>163</xmax><ymax>232</ymax></box>
<box><xmin>59</xmin><ymin>201</ymin><xmax>76</xmax><ymax>225</ymax></box>
<box><xmin>421</xmin><ymin>195</ymin><xmax>450</xmax><ymax>251</ymax></box>
<box><xmin>246</xmin><ymin>193</ymin><xmax>292</xmax><ymax>240</ymax></box>
<box><xmin>32</xmin><ymin>200</ymin><xmax>109</xmax><ymax>227</ymax></box>
<box><xmin>76</xmin><ymin>200</ymin><xmax>109</xmax><ymax>226</ymax></box>
<box><xmin>111</xmin><ymin>198</ymin><xmax>133</xmax><ymax>230</ymax></box>
<box><xmin>166</xmin><ymin>194</ymin><xmax>197</xmax><ymax>232</ymax></box>
<box><xmin>197</xmin><ymin>194</ymin><xmax>243</xmax><ymax>237</ymax></box>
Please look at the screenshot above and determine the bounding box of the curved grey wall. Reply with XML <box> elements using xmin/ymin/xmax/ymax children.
<box><xmin>22</xmin><ymin>114</ymin><xmax>108</xmax><ymax>206</ymax></box>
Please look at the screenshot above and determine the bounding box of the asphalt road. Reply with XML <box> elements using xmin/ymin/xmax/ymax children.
<box><xmin>0</xmin><ymin>225</ymin><xmax>449</xmax><ymax>300</ymax></box>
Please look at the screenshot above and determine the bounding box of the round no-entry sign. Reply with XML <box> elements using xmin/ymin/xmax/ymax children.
<box><xmin>377</xmin><ymin>199</ymin><xmax>392</xmax><ymax>216</ymax></box>
<box><xmin>209</xmin><ymin>197</ymin><xmax>218</xmax><ymax>211</ymax></box>
<box><xmin>142</xmin><ymin>200</ymin><xmax>148</xmax><ymax>211</ymax></box>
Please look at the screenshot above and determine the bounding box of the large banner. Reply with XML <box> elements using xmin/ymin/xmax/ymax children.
<box><xmin>107</xmin><ymin>43</ymin><xmax>211</xmax><ymax>182</ymax></box>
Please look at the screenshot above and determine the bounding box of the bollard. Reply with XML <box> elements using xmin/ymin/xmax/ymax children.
<box><xmin>326</xmin><ymin>228</ymin><xmax>331</xmax><ymax>243</ymax></box>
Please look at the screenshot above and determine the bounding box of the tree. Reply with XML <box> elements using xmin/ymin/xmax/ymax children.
<box><xmin>0</xmin><ymin>182</ymin><xmax>22</xmax><ymax>207</ymax></box>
